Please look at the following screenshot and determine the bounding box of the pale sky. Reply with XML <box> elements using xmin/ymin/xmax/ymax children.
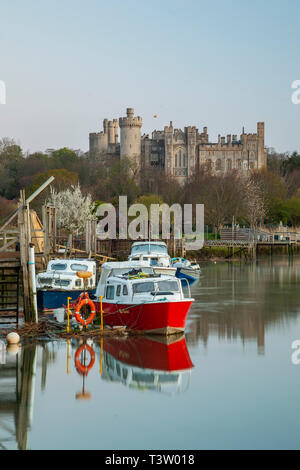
<box><xmin>0</xmin><ymin>0</ymin><xmax>299</xmax><ymax>154</ymax></box>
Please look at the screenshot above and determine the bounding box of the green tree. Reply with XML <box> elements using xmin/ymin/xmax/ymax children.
<box><xmin>26</xmin><ymin>168</ymin><xmax>79</xmax><ymax>213</ymax></box>
<box><xmin>49</xmin><ymin>148</ymin><xmax>79</xmax><ymax>170</ymax></box>
<box><xmin>0</xmin><ymin>144</ymin><xmax>24</xmax><ymax>198</ymax></box>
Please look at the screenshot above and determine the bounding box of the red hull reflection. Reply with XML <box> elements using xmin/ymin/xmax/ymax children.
<box><xmin>103</xmin><ymin>334</ymin><xmax>193</xmax><ymax>372</ymax></box>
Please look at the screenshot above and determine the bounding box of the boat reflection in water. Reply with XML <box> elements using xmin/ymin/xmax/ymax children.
<box><xmin>99</xmin><ymin>335</ymin><xmax>194</xmax><ymax>395</ymax></box>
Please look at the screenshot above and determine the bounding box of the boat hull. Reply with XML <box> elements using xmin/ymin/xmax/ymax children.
<box><xmin>175</xmin><ymin>268</ymin><xmax>200</xmax><ymax>286</ymax></box>
<box><xmin>95</xmin><ymin>299</ymin><xmax>193</xmax><ymax>334</ymax></box>
<box><xmin>37</xmin><ymin>289</ymin><xmax>96</xmax><ymax>310</ymax></box>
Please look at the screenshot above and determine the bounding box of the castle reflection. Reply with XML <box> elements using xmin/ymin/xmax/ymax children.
<box><xmin>186</xmin><ymin>257</ymin><xmax>300</xmax><ymax>354</ymax></box>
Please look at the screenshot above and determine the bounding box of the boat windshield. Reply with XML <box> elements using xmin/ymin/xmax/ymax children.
<box><xmin>131</xmin><ymin>244</ymin><xmax>168</xmax><ymax>255</ymax></box>
<box><xmin>172</xmin><ymin>259</ymin><xmax>191</xmax><ymax>267</ymax></box>
<box><xmin>70</xmin><ymin>263</ymin><xmax>89</xmax><ymax>271</ymax></box>
<box><xmin>133</xmin><ymin>281</ymin><xmax>155</xmax><ymax>293</ymax></box>
<box><xmin>54</xmin><ymin>279</ymin><xmax>71</xmax><ymax>287</ymax></box>
<box><xmin>51</xmin><ymin>263</ymin><xmax>67</xmax><ymax>271</ymax></box>
<box><xmin>133</xmin><ymin>280</ymin><xmax>179</xmax><ymax>294</ymax></box>
<box><xmin>157</xmin><ymin>280</ymin><xmax>179</xmax><ymax>292</ymax></box>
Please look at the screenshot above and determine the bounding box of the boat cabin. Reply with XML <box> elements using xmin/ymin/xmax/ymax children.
<box><xmin>128</xmin><ymin>241</ymin><xmax>171</xmax><ymax>267</ymax></box>
<box><xmin>36</xmin><ymin>259</ymin><xmax>97</xmax><ymax>291</ymax></box>
<box><xmin>95</xmin><ymin>261</ymin><xmax>188</xmax><ymax>303</ymax></box>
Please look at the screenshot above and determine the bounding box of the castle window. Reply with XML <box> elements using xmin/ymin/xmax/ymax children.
<box><xmin>215</xmin><ymin>159</ymin><xmax>222</xmax><ymax>171</ymax></box>
<box><xmin>226</xmin><ymin>159</ymin><xmax>232</xmax><ymax>171</ymax></box>
<box><xmin>175</xmin><ymin>149</ymin><xmax>187</xmax><ymax>168</ymax></box>
<box><xmin>236</xmin><ymin>159</ymin><xmax>242</xmax><ymax>169</ymax></box>
<box><xmin>205</xmin><ymin>159</ymin><xmax>212</xmax><ymax>171</ymax></box>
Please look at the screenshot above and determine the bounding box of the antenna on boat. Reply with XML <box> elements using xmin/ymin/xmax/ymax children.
<box><xmin>148</xmin><ymin>220</ymin><xmax>151</xmax><ymax>254</ymax></box>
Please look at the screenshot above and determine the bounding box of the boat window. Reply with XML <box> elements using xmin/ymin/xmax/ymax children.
<box><xmin>39</xmin><ymin>278</ymin><xmax>53</xmax><ymax>285</ymax></box>
<box><xmin>132</xmin><ymin>372</ymin><xmax>155</xmax><ymax>383</ymax></box>
<box><xmin>150</xmin><ymin>258</ymin><xmax>158</xmax><ymax>266</ymax></box>
<box><xmin>133</xmin><ymin>282</ymin><xmax>155</xmax><ymax>294</ymax></box>
<box><xmin>106</xmin><ymin>285</ymin><xmax>115</xmax><ymax>300</ymax></box>
<box><xmin>131</xmin><ymin>244</ymin><xmax>168</xmax><ymax>255</ymax></box>
<box><xmin>54</xmin><ymin>279</ymin><xmax>71</xmax><ymax>287</ymax></box>
<box><xmin>122</xmin><ymin>285</ymin><xmax>128</xmax><ymax>296</ymax></box>
<box><xmin>71</xmin><ymin>263</ymin><xmax>89</xmax><ymax>272</ymax></box>
<box><xmin>116</xmin><ymin>285</ymin><xmax>121</xmax><ymax>296</ymax></box>
<box><xmin>75</xmin><ymin>280</ymin><xmax>82</xmax><ymax>287</ymax></box>
<box><xmin>158</xmin><ymin>373</ymin><xmax>179</xmax><ymax>383</ymax></box>
<box><xmin>51</xmin><ymin>263</ymin><xmax>67</xmax><ymax>271</ymax></box>
<box><xmin>157</xmin><ymin>280</ymin><xmax>179</xmax><ymax>292</ymax></box>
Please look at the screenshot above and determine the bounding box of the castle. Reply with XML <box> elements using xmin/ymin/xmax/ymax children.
<box><xmin>89</xmin><ymin>107</ymin><xmax>267</xmax><ymax>184</ymax></box>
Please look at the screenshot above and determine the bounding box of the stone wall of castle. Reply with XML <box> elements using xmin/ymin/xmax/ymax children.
<box><xmin>89</xmin><ymin>108</ymin><xmax>267</xmax><ymax>183</ymax></box>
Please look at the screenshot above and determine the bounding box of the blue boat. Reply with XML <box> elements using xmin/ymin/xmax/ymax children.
<box><xmin>170</xmin><ymin>258</ymin><xmax>201</xmax><ymax>286</ymax></box>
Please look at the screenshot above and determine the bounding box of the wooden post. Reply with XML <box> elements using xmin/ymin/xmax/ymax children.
<box><xmin>92</xmin><ymin>220</ymin><xmax>97</xmax><ymax>254</ymax></box>
<box><xmin>42</xmin><ymin>205</ymin><xmax>49</xmax><ymax>260</ymax></box>
<box><xmin>86</xmin><ymin>219</ymin><xmax>91</xmax><ymax>254</ymax></box>
<box><xmin>18</xmin><ymin>190</ymin><xmax>31</xmax><ymax>322</ymax></box>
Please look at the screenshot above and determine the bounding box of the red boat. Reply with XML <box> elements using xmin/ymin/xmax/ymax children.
<box><xmin>94</xmin><ymin>262</ymin><xmax>194</xmax><ymax>335</ymax></box>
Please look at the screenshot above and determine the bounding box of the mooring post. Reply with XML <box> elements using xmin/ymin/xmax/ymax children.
<box><xmin>18</xmin><ymin>191</ymin><xmax>31</xmax><ymax>321</ymax></box>
<box><xmin>29</xmin><ymin>243</ymin><xmax>38</xmax><ymax>323</ymax></box>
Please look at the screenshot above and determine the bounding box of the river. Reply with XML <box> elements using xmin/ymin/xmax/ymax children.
<box><xmin>1</xmin><ymin>257</ymin><xmax>300</xmax><ymax>450</ymax></box>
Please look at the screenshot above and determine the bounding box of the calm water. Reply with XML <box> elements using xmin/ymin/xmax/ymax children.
<box><xmin>1</xmin><ymin>257</ymin><xmax>300</xmax><ymax>450</ymax></box>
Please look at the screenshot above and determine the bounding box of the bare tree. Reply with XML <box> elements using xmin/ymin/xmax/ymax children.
<box><xmin>243</xmin><ymin>176</ymin><xmax>266</xmax><ymax>229</ymax></box>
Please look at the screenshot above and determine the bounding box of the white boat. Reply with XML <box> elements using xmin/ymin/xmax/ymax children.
<box><xmin>36</xmin><ymin>258</ymin><xmax>97</xmax><ymax>310</ymax></box>
<box><xmin>128</xmin><ymin>241</ymin><xmax>177</xmax><ymax>276</ymax></box>
<box><xmin>128</xmin><ymin>241</ymin><xmax>200</xmax><ymax>285</ymax></box>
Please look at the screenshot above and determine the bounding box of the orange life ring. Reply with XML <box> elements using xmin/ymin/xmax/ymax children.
<box><xmin>74</xmin><ymin>297</ymin><xmax>96</xmax><ymax>326</ymax></box>
<box><xmin>75</xmin><ymin>344</ymin><xmax>95</xmax><ymax>375</ymax></box>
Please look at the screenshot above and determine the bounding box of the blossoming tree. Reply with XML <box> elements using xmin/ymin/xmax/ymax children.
<box><xmin>47</xmin><ymin>185</ymin><xmax>96</xmax><ymax>235</ymax></box>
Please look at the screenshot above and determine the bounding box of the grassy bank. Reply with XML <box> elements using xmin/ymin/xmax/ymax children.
<box><xmin>188</xmin><ymin>244</ymin><xmax>300</xmax><ymax>261</ymax></box>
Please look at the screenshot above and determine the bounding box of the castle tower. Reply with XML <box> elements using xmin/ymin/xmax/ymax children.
<box><xmin>119</xmin><ymin>108</ymin><xmax>142</xmax><ymax>167</ymax></box>
<box><xmin>108</xmin><ymin>120</ymin><xmax>115</xmax><ymax>145</ymax></box>
<box><xmin>89</xmin><ymin>118</ymin><xmax>109</xmax><ymax>157</ymax></box>
<box><xmin>164</xmin><ymin>121</ymin><xmax>173</xmax><ymax>177</ymax></box>
<box><xmin>257</xmin><ymin>122</ymin><xmax>266</xmax><ymax>168</ymax></box>
<box><xmin>113</xmin><ymin>118</ymin><xmax>118</xmax><ymax>144</ymax></box>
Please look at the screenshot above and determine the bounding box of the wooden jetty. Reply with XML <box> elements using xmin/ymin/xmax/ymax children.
<box><xmin>204</xmin><ymin>227</ymin><xmax>299</xmax><ymax>259</ymax></box>
<box><xmin>0</xmin><ymin>178</ymin><xmax>115</xmax><ymax>325</ymax></box>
